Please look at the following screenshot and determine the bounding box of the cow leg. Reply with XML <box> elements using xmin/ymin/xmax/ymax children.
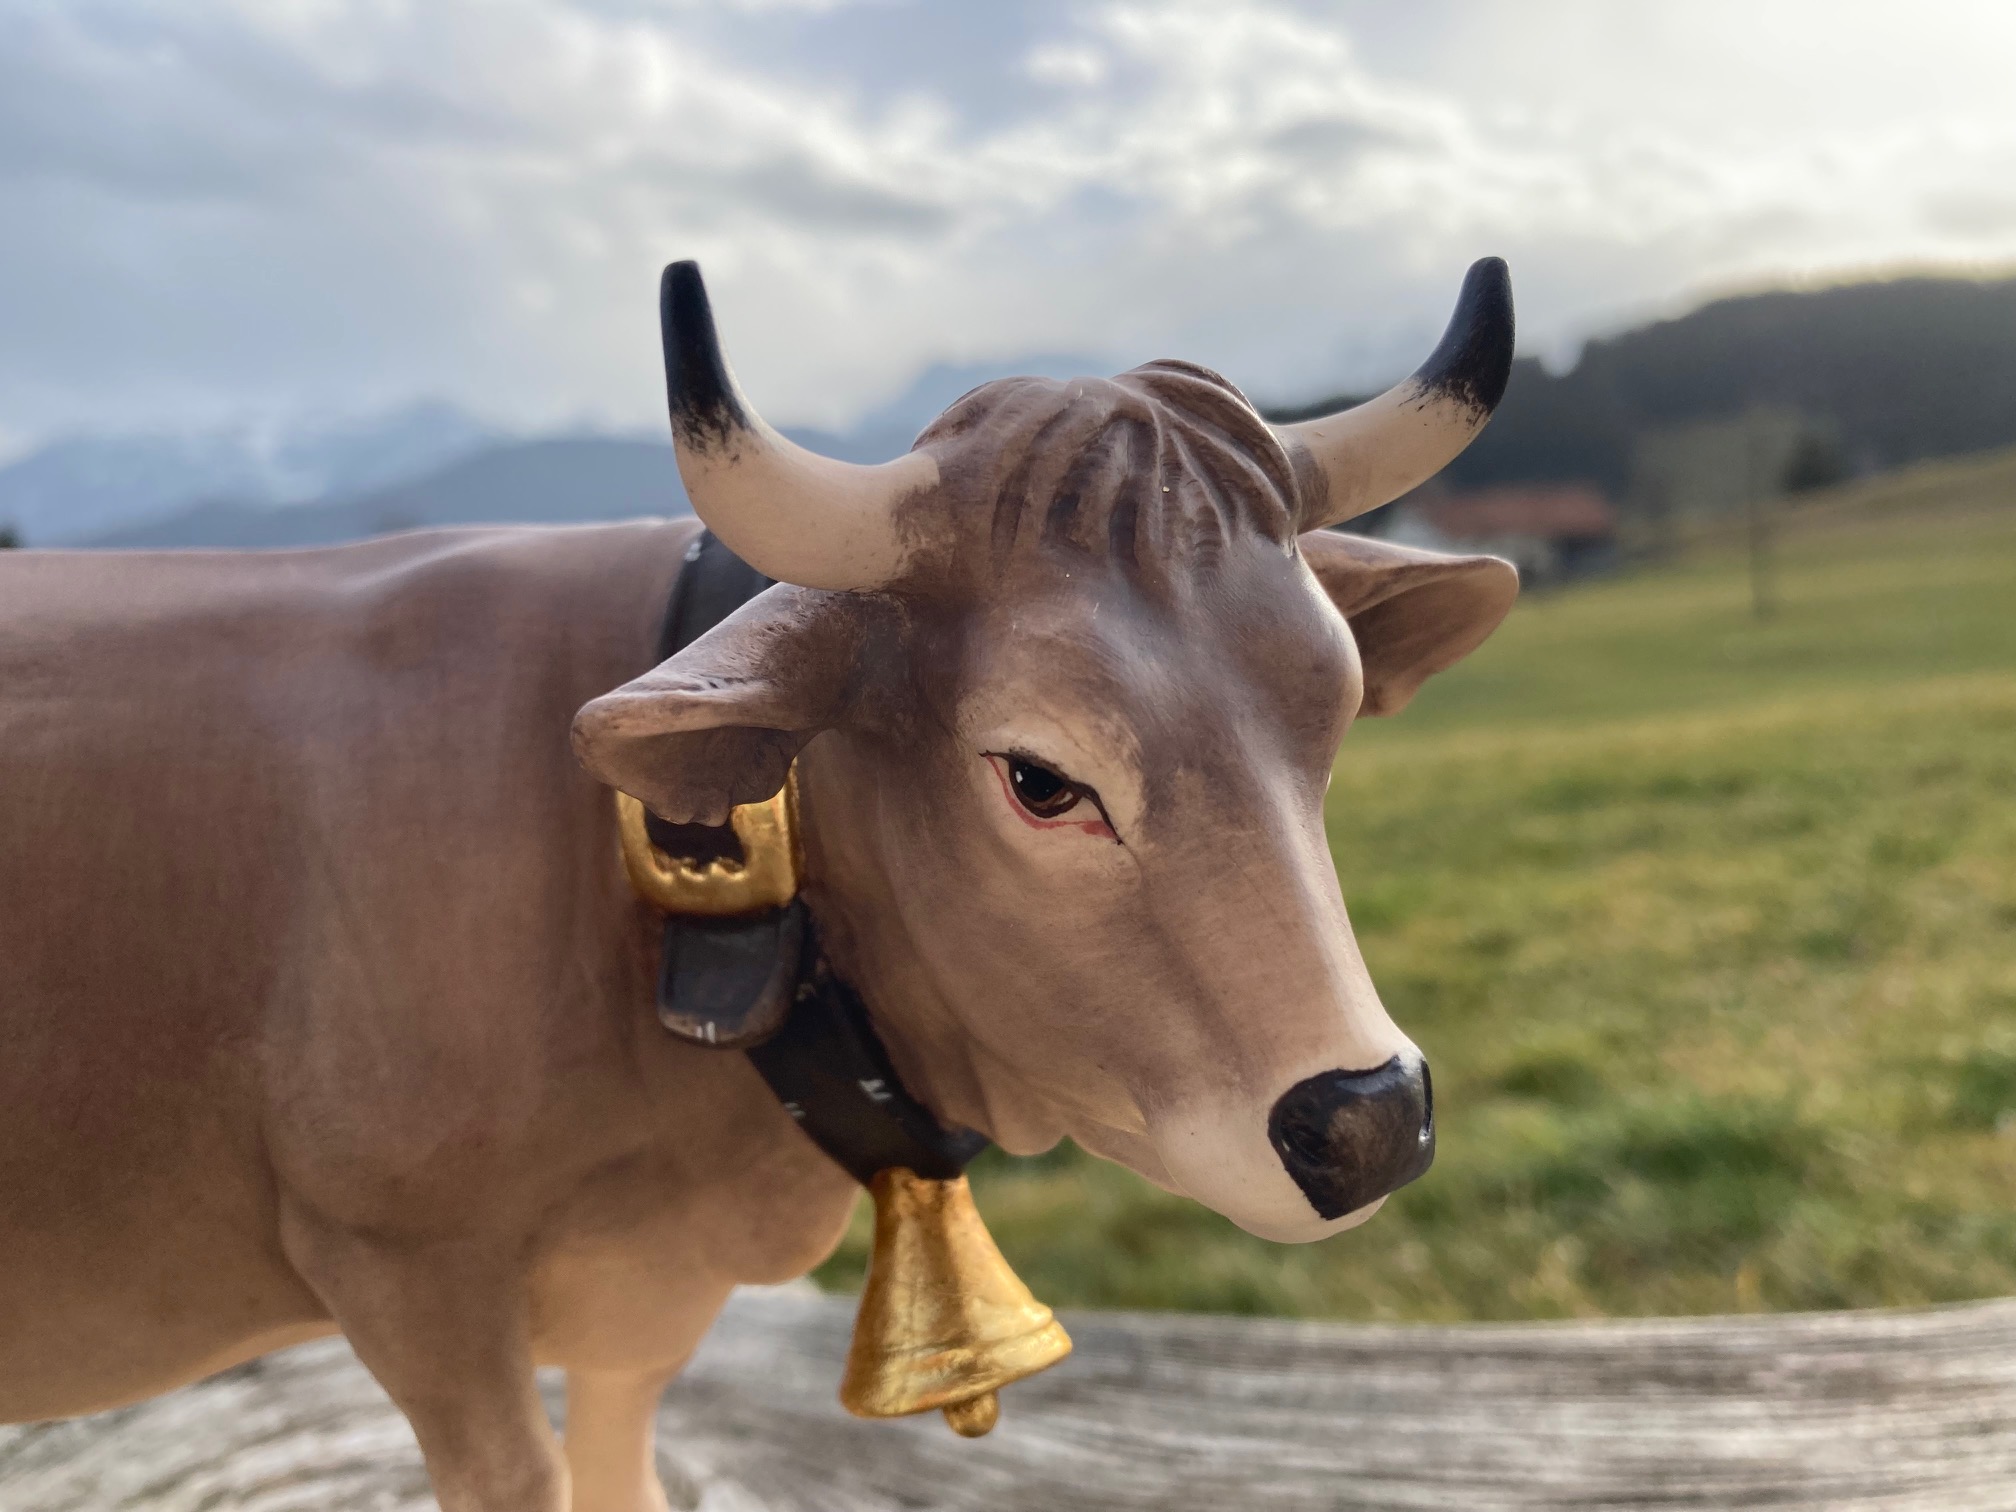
<box><xmin>565</xmin><ymin>1366</ymin><xmax>679</xmax><ymax>1512</ymax></box>
<box><xmin>289</xmin><ymin>1228</ymin><xmax>565</xmax><ymax>1512</ymax></box>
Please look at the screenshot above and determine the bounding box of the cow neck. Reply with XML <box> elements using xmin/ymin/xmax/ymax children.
<box><xmin>645</xmin><ymin>530</ymin><xmax>988</xmax><ymax>1189</ymax></box>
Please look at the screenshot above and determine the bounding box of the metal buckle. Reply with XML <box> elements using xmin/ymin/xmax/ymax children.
<box><xmin>615</xmin><ymin>771</ymin><xmax>800</xmax><ymax>917</ymax></box>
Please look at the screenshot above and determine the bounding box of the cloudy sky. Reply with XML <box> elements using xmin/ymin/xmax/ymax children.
<box><xmin>4</xmin><ymin>0</ymin><xmax>2015</xmax><ymax>452</ymax></box>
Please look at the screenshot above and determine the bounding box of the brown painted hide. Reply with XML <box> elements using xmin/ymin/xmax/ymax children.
<box><xmin>0</xmin><ymin>523</ymin><xmax>858</xmax><ymax>1463</ymax></box>
<box><xmin>577</xmin><ymin>361</ymin><xmax>1517</xmax><ymax>1243</ymax></box>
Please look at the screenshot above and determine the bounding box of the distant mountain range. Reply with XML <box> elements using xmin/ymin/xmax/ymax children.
<box><xmin>0</xmin><ymin>401</ymin><xmax>498</xmax><ymax>546</ymax></box>
<box><xmin>783</xmin><ymin>353</ymin><xmax>1103</xmax><ymax>467</ymax></box>
<box><xmin>2</xmin><ymin>355</ymin><xmax>1102</xmax><ymax>549</ymax></box>
<box><xmin>7</xmin><ymin>272</ymin><xmax>2014</xmax><ymax>550</ymax></box>
<box><xmin>91</xmin><ymin>437</ymin><xmax>691</xmax><ymax>549</ymax></box>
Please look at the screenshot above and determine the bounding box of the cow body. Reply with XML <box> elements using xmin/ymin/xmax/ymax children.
<box><xmin>2</xmin><ymin>257</ymin><xmax>1522</xmax><ymax>1510</ymax></box>
<box><xmin>0</xmin><ymin>522</ymin><xmax>854</xmax><ymax>1501</ymax></box>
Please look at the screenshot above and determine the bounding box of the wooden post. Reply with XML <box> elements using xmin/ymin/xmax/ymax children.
<box><xmin>17</xmin><ymin>1288</ymin><xmax>2016</xmax><ymax>1510</ymax></box>
<box><xmin>1746</xmin><ymin>418</ymin><xmax>1776</xmax><ymax>622</ymax></box>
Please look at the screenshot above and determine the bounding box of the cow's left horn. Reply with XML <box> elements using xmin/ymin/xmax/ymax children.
<box><xmin>1276</xmin><ymin>257</ymin><xmax>1514</xmax><ymax>530</ymax></box>
<box><xmin>660</xmin><ymin>261</ymin><xmax>937</xmax><ymax>590</ymax></box>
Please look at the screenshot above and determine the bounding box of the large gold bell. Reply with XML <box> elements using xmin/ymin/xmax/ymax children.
<box><xmin>840</xmin><ymin>1167</ymin><xmax>1072</xmax><ymax>1437</ymax></box>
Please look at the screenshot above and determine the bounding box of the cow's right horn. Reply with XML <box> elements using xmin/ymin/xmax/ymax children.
<box><xmin>660</xmin><ymin>261</ymin><xmax>937</xmax><ymax>591</ymax></box>
<box><xmin>1277</xmin><ymin>257</ymin><xmax>1515</xmax><ymax>530</ymax></box>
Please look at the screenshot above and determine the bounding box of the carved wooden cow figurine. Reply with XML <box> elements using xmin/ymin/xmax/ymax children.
<box><xmin>0</xmin><ymin>259</ymin><xmax>1517</xmax><ymax>1511</ymax></box>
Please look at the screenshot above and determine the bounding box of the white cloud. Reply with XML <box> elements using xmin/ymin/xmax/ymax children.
<box><xmin>1</xmin><ymin>0</ymin><xmax>2013</xmax><ymax>442</ymax></box>
<box><xmin>1025</xmin><ymin>42</ymin><xmax>1108</xmax><ymax>88</ymax></box>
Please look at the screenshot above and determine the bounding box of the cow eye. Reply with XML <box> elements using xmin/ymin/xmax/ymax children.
<box><xmin>1008</xmin><ymin>757</ymin><xmax>1080</xmax><ymax>818</ymax></box>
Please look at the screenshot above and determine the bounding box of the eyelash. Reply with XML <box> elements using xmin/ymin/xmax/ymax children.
<box><xmin>984</xmin><ymin>752</ymin><xmax>1118</xmax><ymax>841</ymax></box>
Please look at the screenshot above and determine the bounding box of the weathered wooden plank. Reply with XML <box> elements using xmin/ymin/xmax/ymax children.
<box><xmin>7</xmin><ymin>1287</ymin><xmax>2016</xmax><ymax>1511</ymax></box>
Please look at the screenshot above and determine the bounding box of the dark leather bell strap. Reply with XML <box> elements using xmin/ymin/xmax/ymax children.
<box><xmin>643</xmin><ymin>531</ymin><xmax>773</xmax><ymax>867</ymax></box>
<box><xmin>645</xmin><ymin>530</ymin><xmax>783</xmax><ymax>1048</ymax></box>
<box><xmin>645</xmin><ymin>529</ymin><xmax>989</xmax><ymax>1182</ymax></box>
<box><xmin>657</xmin><ymin>901</ymin><xmax>804</xmax><ymax>1047</ymax></box>
<box><xmin>747</xmin><ymin>960</ymin><xmax>989</xmax><ymax>1186</ymax></box>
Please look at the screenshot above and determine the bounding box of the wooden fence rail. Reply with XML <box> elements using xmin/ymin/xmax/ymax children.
<box><xmin>7</xmin><ymin>1286</ymin><xmax>2016</xmax><ymax>1510</ymax></box>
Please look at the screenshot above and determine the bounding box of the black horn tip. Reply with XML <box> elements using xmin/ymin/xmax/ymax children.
<box><xmin>659</xmin><ymin>260</ymin><xmax>750</xmax><ymax>450</ymax></box>
<box><xmin>1412</xmin><ymin>255</ymin><xmax>1515</xmax><ymax>421</ymax></box>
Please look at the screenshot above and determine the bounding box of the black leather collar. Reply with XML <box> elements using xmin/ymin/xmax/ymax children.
<box><xmin>645</xmin><ymin>530</ymin><xmax>987</xmax><ymax>1186</ymax></box>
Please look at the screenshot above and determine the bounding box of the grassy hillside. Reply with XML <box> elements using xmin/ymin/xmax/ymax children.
<box><xmin>818</xmin><ymin>451</ymin><xmax>2016</xmax><ymax>1321</ymax></box>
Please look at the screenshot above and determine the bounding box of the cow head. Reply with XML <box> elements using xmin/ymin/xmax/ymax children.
<box><xmin>574</xmin><ymin>261</ymin><xmax>1517</xmax><ymax>1242</ymax></box>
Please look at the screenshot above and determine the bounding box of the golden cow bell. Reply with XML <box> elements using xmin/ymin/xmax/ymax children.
<box><xmin>841</xmin><ymin>1167</ymin><xmax>1072</xmax><ymax>1437</ymax></box>
<box><xmin>613</xmin><ymin>776</ymin><xmax>1069</xmax><ymax>1437</ymax></box>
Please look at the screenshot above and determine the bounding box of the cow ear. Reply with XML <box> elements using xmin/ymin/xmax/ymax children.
<box><xmin>1298</xmin><ymin>528</ymin><xmax>1518</xmax><ymax>717</ymax></box>
<box><xmin>571</xmin><ymin>586</ymin><xmax>886</xmax><ymax>825</ymax></box>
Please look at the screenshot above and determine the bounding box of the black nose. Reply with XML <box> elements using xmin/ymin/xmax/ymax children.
<box><xmin>1268</xmin><ymin>1057</ymin><xmax>1435</xmax><ymax>1220</ymax></box>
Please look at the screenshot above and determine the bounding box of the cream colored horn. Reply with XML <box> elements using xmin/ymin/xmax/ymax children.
<box><xmin>1276</xmin><ymin>257</ymin><xmax>1515</xmax><ymax>530</ymax></box>
<box><xmin>659</xmin><ymin>260</ymin><xmax>938</xmax><ymax>591</ymax></box>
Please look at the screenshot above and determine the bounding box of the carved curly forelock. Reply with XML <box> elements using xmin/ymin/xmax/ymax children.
<box><xmin>920</xmin><ymin>361</ymin><xmax>1300</xmax><ymax>584</ymax></box>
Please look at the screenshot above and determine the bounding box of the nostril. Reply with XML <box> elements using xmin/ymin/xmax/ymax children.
<box><xmin>1268</xmin><ymin>1056</ymin><xmax>1436</xmax><ymax>1221</ymax></box>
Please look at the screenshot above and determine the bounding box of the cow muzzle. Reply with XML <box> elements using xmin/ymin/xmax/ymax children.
<box><xmin>1267</xmin><ymin>1055</ymin><xmax>1435</xmax><ymax>1220</ymax></box>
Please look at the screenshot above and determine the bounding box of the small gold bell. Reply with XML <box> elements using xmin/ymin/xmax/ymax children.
<box><xmin>839</xmin><ymin>1167</ymin><xmax>1071</xmax><ymax>1437</ymax></box>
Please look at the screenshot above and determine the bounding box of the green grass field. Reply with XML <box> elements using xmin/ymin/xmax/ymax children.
<box><xmin>819</xmin><ymin>449</ymin><xmax>2016</xmax><ymax>1322</ymax></box>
